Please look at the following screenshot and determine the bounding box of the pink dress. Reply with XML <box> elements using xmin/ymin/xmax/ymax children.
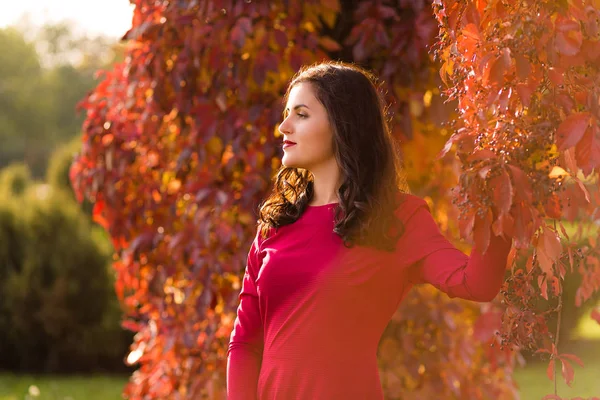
<box><xmin>226</xmin><ymin>194</ymin><xmax>511</xmax><ymax>399</ymax></box>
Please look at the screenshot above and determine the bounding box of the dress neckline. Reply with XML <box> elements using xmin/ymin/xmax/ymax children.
<box><xmin>306</xmin><ymin>202</ymin><xmax>339</xmax><ymax>209</ymax></box>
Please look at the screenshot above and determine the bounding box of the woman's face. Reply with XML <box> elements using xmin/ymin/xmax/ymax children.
<box><xmin>279</xmin><ymin>83</ymin><xmax>335</xmax><ymax>170</ymax></box>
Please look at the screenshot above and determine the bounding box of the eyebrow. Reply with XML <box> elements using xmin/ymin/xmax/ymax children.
<box><xmin>283</xmin><ymin>104</ymin><xmax>310</xmax><ymax>115</ymax></box>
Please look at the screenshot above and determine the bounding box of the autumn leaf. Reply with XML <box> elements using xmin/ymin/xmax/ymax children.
<box><xmin>546</xmin><ymin>358</ymin><xmax>555</xmax><ymax>381</ymax></box>
<box><xmin>555</xmin><ymin>17</ymin><xmax>583</xmax><ymax>56</ymax></box>
<box><xmin>490</xmin><ymin>168</ymin><xmax>513</xmax><ymax>217</ymax></box>
<box><xmin>92</xmin><ymin>199</ymin><xmax>108</xmax><ymax>229</ymax></box>
<box><xmin>544</xmin><ymin>193</ymin><xmax>562</xmax><ymax>219</ymax></box>
<box><xmin>559</xmin><ymin>353</ymin><xmax>584</xmax><ymax>367</ymax></box>
<box><xmin>515</xmin><ymin>53</ymin><xmax>531</xmax><ymax>81</ymax></box>
<box><xmin>560</xmin><ymin>358</ymin><xmax>576</xmax><ymax>386</ymax></box>
<box><xmin>591</xmin><ymin>308</ymin><xmax>600</xmax><ymax>324</ymax></box>
<box><xmin>575</xmin><ymin>125</ymin><xmax>600</xmax><ymax>175</ymax></box>
<box><xmin>319</xmin><ymin>36</ymin><xmax>342</xmax><ymax>52</ymax></box>
<box><xmin>556</xmin><ymin>112</ymin><xmax>591</xmax><ymax>150</ymax></box>
<box><xmin>473</xmin><ymin>208</ymin><xmax>492</xmax><ymax>253</ymax></box>
<box><xmin>536</xmin><ymin>226</ymin><xmax>562</xmax><ymax>276</ymax></box>
<box><xmin>508</xmin><ymin>165</ymin><xmax>533</xmax><ymax>202</ymax></box>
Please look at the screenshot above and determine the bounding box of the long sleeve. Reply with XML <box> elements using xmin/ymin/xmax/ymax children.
<box><xmin>227</xmin><ymin>229</ymin><xmax>265</xmax><ymax>400</ymax></box>
<box><xmin>397</xmin><ymin>195</ymin><xmax>512</xmax><ymax>302</ymax></box>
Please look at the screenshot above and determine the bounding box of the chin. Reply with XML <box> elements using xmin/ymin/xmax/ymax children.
<box><xmin>281</xmin><ymin>156</ymin><xmax>301</xmax><ymax>169</ymax></box>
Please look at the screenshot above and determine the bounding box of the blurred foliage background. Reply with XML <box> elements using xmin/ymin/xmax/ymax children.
<box><xmin>0</xmin><ymin>21</ymin><xmax>133</xmax><ymax>375</ymax></box>
<box><xmin>0</xmin><ymin>4</ymin><xmax>599</xmax><ymax>400</ymax></box>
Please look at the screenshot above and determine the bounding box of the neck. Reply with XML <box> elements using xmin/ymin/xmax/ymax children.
<box><xmin>309</xmin><ymin>160</ymin><xmax>342</xmax><ymax>206</ymax></box>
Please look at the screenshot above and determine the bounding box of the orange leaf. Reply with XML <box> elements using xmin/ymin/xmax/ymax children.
<box><xmin>559</xmin><ymin>353</ymin><xmax>584</xmax><ymax>367</ymax></box>
<box><xmin>544</xmin><ymin>193</ymin><xmax>562</xmax><ymax>219</ymax></box>
<box><xmin>92</xmin><ymin>199</ymin><xmax>108</xmax><ymax>228</ymax></box>
<box><xmin>491</xmin><ymin>168</ymin><xmax>513</xmax><ymax>216</ymax></box>
<box><xmin>319</xmin><ymin>36</ymin><xmax>342</xmax><ymax>52</ymax></box>
<box><xmin>102</xmin><ymin>134</ymin><xmax>114</xmax><ymax>146</ymax></box>
<box><xmin>538</xmin><ymin>274</ymin><xmax>549</xmax><ymax>300</ymax></box>
<box><xmin>547</xmin><ymin>67</ymin><xmax>564</xmax><ymax>86</ymax></box>
<box><xmin>487</xmin><ymin>56</ymin><xmax>506</xmax><ymax>86</ymax></box>
<box><xmin>515</xmin><ymin>53</ymin><xmax>531</xmax><ymax>81</ymax></box>
<box><xmin>560</xmin><ymin>358</ymin><xmax>575</xmax><ymax>386</ymax></box>
<box><xmin>591</xmin><ymin>308</ymin><xmax>600</xmax><ymax>324</ymax></box>
<box><xmin>508</xmin><ymin>165</ymin><xmax>533</xmax><ymax>202</ymax></box>
<box><xmin>550</xmin><ymin>276</ymin><xmax>561</xmax><ymax>296</ymax></box>
<box><xmin>575</xmin><ymin>125</ymin><xmax>600</xmax><ymax>175</ymax></box>
<box><xmin>556</xmin><ymin>112</ymin><xmax>591</xmax><ymax>150</ymax></box>
<box><xmin>546</xmin><ymin>358</ymin><xmax>555</xmax><ymax>381</ymax></box>
<box><xmin>556</xmin><ymin>30</ymin><xmax>583</xmax><ymax>56</ymax></box>
<box><xmin>473</xmin><ymin>208</ymin><xmax>492</xmax><ymax>253</ymax></box>
<box><xmin>516</xmin><ymin>83</ymin><xmax>533</xmax><ymax>107</ymax></box>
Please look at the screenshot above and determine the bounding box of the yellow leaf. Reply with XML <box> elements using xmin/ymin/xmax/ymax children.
<box><xmin>206</xmin><ymin>136</ymin><xmax>223</xmax><ymax>155</ymax></box>
<box><xmin>321</xmin><ymin>9</ymin><xmax>338</xmax><ymax>29</ymax></box>
<box><xmin>167</xmin><ymin>179</ymin><xmax>181</xmax><ymax>194</ymax></box>
<box><xmin>303</xmin><ymin>21</ymin><xmax>316</xmax><ymax>33</ymax></box>
<box><xmin>547</xmin><ymin>143</ymin><xmax>559</xmax><ymax>159</ymax></box>
<box><xmin>423</xmin><ymin>90</ymin><xmax>433</xmax><ymax>107</ymax></box>
<box><xmin>549</xmin><ymin>166</ymin><xmax>569</xmax><ymax>179</ymax></box>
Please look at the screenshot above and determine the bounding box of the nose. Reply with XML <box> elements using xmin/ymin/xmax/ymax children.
<box><xmin>278</xmin><ymin>115</ymin><xmax>292</xmax><ymax>136</ymax></box>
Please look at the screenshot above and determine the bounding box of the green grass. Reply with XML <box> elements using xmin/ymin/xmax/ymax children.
<box><xmin>1</xmin><ymin>319</ymin><xmax>599</xmax><ymax>400</ymax></box>
<box><xmin>0</xmin><ymin>374</ymin><xmax>128</xmax><ymax>400</ymax></box>
<box><xmin>515</xmin><ymin>340</ymin><xmax>600</xmax><ymax>400</ymax></box>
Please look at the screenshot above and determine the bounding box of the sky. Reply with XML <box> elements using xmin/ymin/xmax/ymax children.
<box><xmin>0</xmin><ymin>0</ymin><xmax>135</xmax><ymax>38</ymax></box>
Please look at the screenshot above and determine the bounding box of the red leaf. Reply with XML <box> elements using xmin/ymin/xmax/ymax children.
<box><xmin>546</xmin><ymin>358</ymin><xmax>555</xmax><ymax>381</ymax></box>
<box><xmin>274</xmin><ymin>30</ymin><xmax>288</xmax><ymax>48</ymax></box>
<box><xmin>556</xmin><ymin>30</ymin><xmax>583</xmax><ymax>56</ymax></box>
<box><xmin>102</xmin><ymin>134</ymin><xmax>114</xmax><ymax>146</ymax></box>
<box><xmin>516</xmin><ymin>83</ymin><xmax>533</xmax><ymax>107</ymax></box>
<box><xmin>468</xmin><ymin>149</ymin><xmax>497</xmax><ymax>162</ymax></box>
<box><xmin>352</xmin><ymin>36</ymin><xmax>368</xmax><ymax>61</ymax></box>
<box><xmin>544</xmin><ymin>193</ymin><xmax>562</xmax><ymax>219</ymax></box>
<box><xmin>515</xmin><ymin>53</ymin><xmax>531</xmax><ymax>81</ymax></box>
<box><xmin>318</xmin><ymin>36</ymin><xmax>342</xmax><ymax>52</ymax></box>
<box><xmin>556</xmin><ymin>112</ymin><xmax>591</xmax><ymax>150</ymax></box>
<box><xmin>538</xmin><ymin>274</ymin><xmax>549</xmax><ymax>300</ymax></box>
<box><xmin>485</xmin><ymin>56</ymin><xmax>506</xmax><ymax>87</ymax></box>
<box><xmin>506</xmin><ymin>246</ymin><xmax>517</xmax><ymax>270</ymax></box>
<box><xmin>536</xmin><ymin>227</ymin><xmax>561</xmax><ymax>276</ymax></box>
<box><xmin>508</xmin><ymin>165</ymin><xmax>533</xmax><ymax>202</ymax></box>
<box><xmin>473</xmin><ymin>309</ymin><xmax>502</xmax><ymax>342</ymax></box>
<box><xmin>575</xmin><ymin>125</ymin><xmax>600</xmax><ymax>175</ymax></box>
<box><xmin>548</xmin><ymin>67</ymin><xmax>564</xmax><ymax>86</ymax></box>
<box><xmin>556</xmin><ymin>17</ymin><xmax>580</xmax><ymax>32</ymax></box>
<box><xmin>459</xmin><ymin>209</ymin><xmax>476</xmax><ymax>240</ymax></box>
<box><xmin>542</xmin><ymin>227</ymin><xmax>562</xmax><ymax>261</ymax></box>
<box><xmin>491</xmin><ymin>168</ymin><xmax>513</xmax><ymax>217</ymax></box>
<box><xmin>563</xmin><ymin>147</ymin><xmax>578</xmax><ymax>174</ymax></box>
<box><xmin>92</xmin><ymin>199</ymin><xmax>108</xmax><ymax>228</ymax></box>
<box><xmin>550</xmin><ymin>275</ymin><xmax>561</xmax><ymax>296</ymax></box>
<box><xmin>559</xmin><ymin>353</ymin><xmax>584</xmax><ymax>367</ymax></box>
<box><xmin>473</xmin><ymin>208</ymin><xmax>492</xmax><ymax>253</ymax></box>
<box><xmin>321</xmin><ymin>0</ymin><xmax>340</xmax><ymax>10</ymax></box>
<box><xmin>576</xmin><ymin>179</ymin><xmax>591</xmax><ymax>203</ymax></box>
<box><xmin>560</xmin><ymin>358</ymin><xmax>575</xmax><ymax>386</ymax></box>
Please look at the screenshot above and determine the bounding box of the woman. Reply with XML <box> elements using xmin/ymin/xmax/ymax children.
<box><xmin>226</xmin><ymin>61</ymin><xmax>512</xmax><ymax>399</ymax></box>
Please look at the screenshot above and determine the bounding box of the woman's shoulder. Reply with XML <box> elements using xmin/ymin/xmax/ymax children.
<box><xmin>393</xmin><ymin>192</ymin><xmax>431</xmax><ymax>221</ymax></box>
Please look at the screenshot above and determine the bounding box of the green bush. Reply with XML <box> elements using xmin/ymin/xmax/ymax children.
<box><xmin>0</xmin><ymin>196</ymin><xmax>26</xmax><ymax>367</ymax></box>
<box><xmin>46</xmin><ymin>136</ymin><xmax>79</xmax><ymax>193</ymax></box>
<box><xmin>0</xmin><ymin>185</ymin><xmax>131</xmax><ymax>373</ymax></box>
<box><xmin>0</xmin><ymin>163</ymin><xmax>31</xmax><ymax>196</ymax></box>
<box><xmin>45</xmin><ymin>136</ymin><xmax>93</xmax><ymax>216</ymax></box>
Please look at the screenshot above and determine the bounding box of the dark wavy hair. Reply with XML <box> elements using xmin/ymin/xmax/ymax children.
<box><xmin>258</xmin><ymin>61</ymin><xmax>408</xmax><ymax>251</ymax></box>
